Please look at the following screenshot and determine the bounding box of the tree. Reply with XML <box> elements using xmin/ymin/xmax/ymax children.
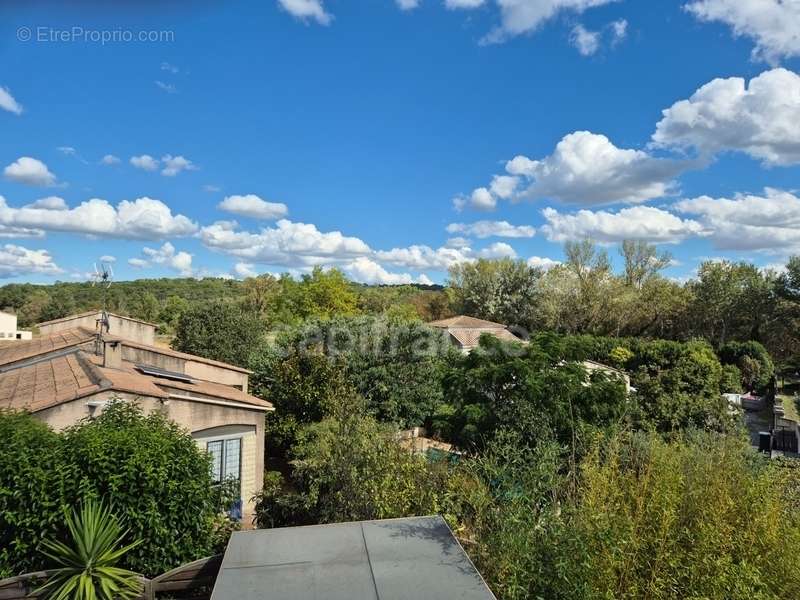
<box><xmin>158</xmin><ymin>295</ymin><xmax>190</xmax><ymax>331</ymax></box>
<box><xmin>619</xmin><ymin>240</ymin><xmax>672</xmax><ymax>289</ymax></box>
<box><xmin>38</xmin><ymin>287</ymin><xmax>77</xmax><ymax>323</ymax></box>
<box><xmin>448</xmin><ymin>258</ymin><xmax>542</xmax><ymax>329</ymax></box>
<box><xmin>297</xmin><ymin>267</ymin><xmax>359</xmax><ymax>320</ymax></box>
<box><xmin>173</xmin><ymin>301</ymin><xmax>264</xmax><ymax>366</ymax></box>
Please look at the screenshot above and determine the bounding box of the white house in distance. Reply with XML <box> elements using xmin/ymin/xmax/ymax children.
<box><xmin>0</xmin><ymin>310</ymin><xmax>32</xmax><ymax>341</ymax></box>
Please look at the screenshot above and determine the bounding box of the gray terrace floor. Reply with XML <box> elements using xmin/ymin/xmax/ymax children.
<box><xmin>210</xmin><ymin>515</ymin><xmax>496</xmax><ymax>600</ymax></box>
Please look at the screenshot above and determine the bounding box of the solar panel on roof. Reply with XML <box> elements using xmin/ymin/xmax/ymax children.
<box><xmin>135</xmin><ymin>364</ymin><xmax>194</xmax><ymax>383</ymax></box>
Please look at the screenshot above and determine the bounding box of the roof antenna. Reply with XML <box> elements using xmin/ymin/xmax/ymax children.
<box><xmin>90</xmin><ymin>261</ymin><xmax>114</xmax><ymax>350</ymax></box>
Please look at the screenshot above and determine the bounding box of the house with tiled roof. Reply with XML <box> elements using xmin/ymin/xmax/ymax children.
<box><xmin>427</xmin><ymin>315</ymin><xmax>524</xmax><ymax>353</ymax></box>
<box><xmin>0</xmin><ymin>313</ymin><xmax>272</xmax><ymax>525</ymax></box>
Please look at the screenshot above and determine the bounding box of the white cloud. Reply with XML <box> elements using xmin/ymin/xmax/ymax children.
<box><xmin>133</xmin><ymin>242</ymin><xmax>193</xmax><ymax>276</ymax></box>
<box><xmin>24</xmin><ymin>196</ymin><xmax>67</xmax><ymax>210</ymax></box>
<box><xmin>675</xmin><ymin>187</ymin><xmax>800</xmax><ymax>252</ymax></box>
<box><xmin>396</xmin><ymin>0</ymin><xmax>420</xmax><ymax>9</ymax></box>
<box><xmin>203</xmin><ymin>184</ymin><xmax>222</xmax><ymax>193</ymax></box>
<box><xmin>218</xmin><ymin>194</ymin><xmax>288</xmax><ymax>220</ymax></box>
<box><xmin>453</xmin><ymin>186</ymin><xmax>497</xmax><ymax>211</ymax></box>
<box><xmin>611</xmin><ymin>18</ymin><xmax>627</xmax><ymax>43</ymax></box>
<box><xmin>101</xmin><ymin>154</ymin><xmax>120</xmax><ymax>165</ymax></box>
<box><xmin>446</xmin><ymin>220</ymin><xmax>535</xmax><ymax>238</ymax></box>
<box><xmin>570</xmin><ymin>24</ymin><xmax>600</xmax><ymax>55</ymax></box>
<box><xmin>0</xmin><ymin>195</ymin><xmax>197</xmax><ymax>240</ymax></box>
<box><xmin>4</xmin><ymin>157</ymin><xmax>57</xmax><ymax>187</ymax></box>
<box><xmin>446</xmin><ymin>0</ymin><xmax>486</xmax><ymax>7</ymax></box>
<box><xmin>445</xmin><ymin>236</ymin><xmax>472</xmax><ymax>249</ymax></box>
<box><xmin>685</xmin><ymin>0</ymin><xmax>800</xmax><ymax>64</ymax></box>
<box><xmin>161</xmin><ymin>155</ymin><xmax>196</xmax><ymax>177</ymax></box>
<box><xmin>233</xmin><ymin>262</ymin><xmax>258</xmax><ymax>279</ymax></box>
<box><xmin>99</xmin><ymin>255</ymin><xmax>116</xmax><ymax>263</ymax></box>
<box><xmin>343</xmin><ymin>256</ymin><xmax>423</xmax><ymax>285</ymax></box>
<box><xmin>57</xmin><ymin>146</ymin><xmax>76</xmax><ymax>156</ymax></box>
<box><xmin>0</xmin><ymin>86</ymin><xmax>22</xmax><ymax>115</ymax></box>
<box><xmin>200</xmin><ymin>219</ymin><xmax>371</xmax><ymax>267</ymax></box>
<box><xmin>489</xmin><ymin>175</ymin><xmax>519</xmax><ymax>199</ymax></box>
<box><xmin>277</xmin><ymin>0</ymin><xmax>332</xmax><ymax>24</ymax></box>
<box><xmin>541</xmin><ymin>205</ymin><xmax>706</xmax><ymax>243</ymax></box>
<box><xmin>475</xmin><ymin>131</ymin><xmax>687</xmax><ymax>207</ymax></box>
<box><xmin>0</xmin><ymin>244</ymin><xmax>61</xmax><ymax>278</ymax></box>
<box><xmin>130</xmin><ymin>155</ymin><xmax>159</xmax><ymax>171</ymax></box>
<box><xmin>652</xmin><ymin>68</ymin><xmax>800</xmax><ymax>166</ymax></box>
<box><xmin>161</xmin><ymin>62</ymin><xmax>179</xmax><ymax>74</ymax></box>
<box><xmin>481</xmin><ymin>0</ymin><xmax>618</xmax><ymax>44</ymax></box>
<box><xmin>376</xmin><ymin>244</ymin><xmax>473</xmax><ymax>271</ymax></box>
<box><xmin>477</xmin><ymin>241</ymin><xmax>517</xmax><ymax>259</ymax></box>
<box><xmin>527</xmin><ymin>256</ymin><xmax>561</xmax><ymax>270</ymax></box>
<box><xmin>155</xmin><ymin>80</ymin><xmax>177</xmax><ymax>94</ymax></box>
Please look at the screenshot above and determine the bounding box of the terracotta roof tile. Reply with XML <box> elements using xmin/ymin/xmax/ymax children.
<box><xmin>448</xmin><ymin>328</ymin><xmax>522</xmax><ymax>348</ymax></box>
<box><xmin>0</xmin><ymin>328</ymin><xmax>95</xmax><ymax>367</ymax></box>
<box><xmin>427</xmin><ymin>315</ymin><xmax>508</xmax><ymax>329</ymax></box>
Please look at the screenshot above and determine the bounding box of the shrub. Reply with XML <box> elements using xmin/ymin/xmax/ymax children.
<box><xmin>60</xmin><ymin>402</ymin><xmax>221</xmax><ymax>577</ymax></box>
<box><xmin>720</xmin><ymin>363</ymin><xmax>743</xmax><ymax>393</ymax></box>
<box><xmin>0</xmin><ymin>411</ymin><xmax>68</xmax><ymax>578</ymax></box>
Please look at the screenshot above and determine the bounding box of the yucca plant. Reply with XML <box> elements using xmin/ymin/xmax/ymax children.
<box><xmin>35</xmin><ymin>499</ymin><xmax>143</xmax><ymax>600</ymax></box>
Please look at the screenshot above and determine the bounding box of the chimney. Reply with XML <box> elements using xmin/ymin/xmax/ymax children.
<box><xmin>103</xmin><ymin>340</ymin><xmax>122</xmax><ymax>369</ymax></box>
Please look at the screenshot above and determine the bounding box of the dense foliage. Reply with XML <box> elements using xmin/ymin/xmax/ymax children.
<box><xmin>0</xmin><ymin>403</ymin><xmax>227</xmax><ymax>578</ymax></box>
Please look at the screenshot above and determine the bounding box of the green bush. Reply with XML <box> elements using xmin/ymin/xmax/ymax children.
<box><xmin>0</xmin><ymin>402</ymin><xmax>225</xmax><ymax>579</ymax></box>
<box><xmin>721</xmin><ymin>363</ymin><xmax>743</xmax><ymax>393</ymax></box>
<box><xmin>0</xmin><ymin>411</ymin><xmax>69</xmax><ymax>578</ymax></box>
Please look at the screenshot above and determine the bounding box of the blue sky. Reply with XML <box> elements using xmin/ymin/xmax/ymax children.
<box><xmin>1</xmin><ymin>0</ymin><xmax>799</xmax><ymax>284</ymax></box>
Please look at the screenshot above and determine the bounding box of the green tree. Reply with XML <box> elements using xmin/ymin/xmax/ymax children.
<box><xmin>173</xmin><ymin>301</ymin><xmax>264</xmax><ymax>366</ymax></box>
<box><xmin>619</xmin><ymin>239</ymin><xmax>672</xmax><ymax>289</ymax></box>
<box><xmin>38</xmin><ymin>286</ymin><xmax>77</xmax><ymax>323</ymax></box>
<box><xmin>448</xmin><ymin>258</ymin><xmax>542</xmax><ymax>329</ymax></box>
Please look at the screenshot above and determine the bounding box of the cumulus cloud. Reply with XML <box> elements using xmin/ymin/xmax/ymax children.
<box><xmin>446</xmin><ymin>0</ymin><xmax>486</xmax><ymax>7</ymax></box>
<box><xmin>685</xmin><ymin>0</ymin><xmax>800</xmax><ymax>64</ymax></box>
<box><xmin>445</xmin><ymin>236</ymin><xmax>472</xmax><ymax>249</ymax></box>
<box><xmin>446</xmin><ymin>220</ymin><xmax>535</xmax><ymax>238</ymax></box>
<box><xmin>130</xmin><ymin>242</ymin><xmax>193</xmax><ymax>276</ymax></box>
<box><xmin>570</xmin><ymin>24</ymin><xmax>600</xmax><ymax>55</ymax></box>
<box><xmin>101</xmin><ymin>154</ymin><xmax>121</xmax><ymax>165</ymax></box>
<box><xmin>342</xmin><ymin>256</ymin><xmax>425</xmax><ymax>285</ymax></box>
<box><xmin>541</xmin><ymin>205</ymin><xmax>706</xmax><ymax>243</ymax></box>
<box><xmin>477</xmin><ymin>241</ymin><xmax>517</xmax><ymax>259</ymax></box>
<box><xmin>161</xmin><ymin>154</ymin><xmax>196</xmax><ymax>177</ymax></box>
<box><xmin>453</xmin><ymin>187</ymin><xmax>497</xmax><ymax>211</ymax></box>
<box><xmin>233</xmin><ymin>262</ymin><xmax>258</xmax><ymax>279</ymax></box>
<box><xmin>653</xmin><ymin>68</ymin><xmax>800</xmax><ymax>166</ymax></box>
<box><xmin>200</xmin><ymin>219</ymin><xmax>371</xmax><ymax>267</ymax></box>
<box><xmin>480</xmin><ymin>0</ymin><xmax>618</xmax><ymax>44</ymax></box>
<box><xmin>277</xmin><ymin>0</ymin><xmax>332</xmax><ymax>24</ymax></box>
<box><xmin>218</xmin><ymin>194</ymin><xmax>288</xmax><ymax>220</ymax></box>
<box><xmin>675</xmin><ymin>187</ymin><xmax>800</xmax><ymax>252</ymax></box>
<box><xmin>99</xmin><ymin>255</ymin><xmax>116</xmax><ymax>263</ymax></box>
<box><xmin>527</xmin><ymin>256</ymin><xmax>561</xmax><ymax>270</ymax></box>
<box><xmin>0</xmin><ymin>86</ymin><xmax>22</xmax><ymax>115</ymax></box>
<box><xmin>24</xmin><ymin>196</ymin><xmax>68</xmax><ymax>210</ymax></box>
<box><xmin>471</xmin><ymin>131</ymin><xmax>687</xmax><ymax>208</ymax></box>
<box><xmin>130</xmin><ymin>155</ymin><xmax>159</xmax><ymax>171</ymax></box>
<box><xmin>376</xmin><ymin>244</ymin><xmax>473</xmax><ymax>271</ymax></box>
<box><xmin>4</xmin><ymin>157</ymin><xmax>57</xmax><ymax>187</ymax></box>
<box><xmin>0</xmin><ymin>244</ymin><xmax>61</xmax><ymax>278</ymax></box>
<box><xmin>0</xmin><ymin>195</ymin><xmax>197</xmax><ymax>240</ymax></box>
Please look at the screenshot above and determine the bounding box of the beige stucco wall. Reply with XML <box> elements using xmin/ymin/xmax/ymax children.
<box><xmin>34</xmin><ymin>392</ymin><xmax>265</xmax><ymax>527</ymax></box>
<box><xmin>121</xmin><ymin>345</ymin><xmax>249</xmax><ymax>391</ymax></box>
<box><xmin>39</xmin><ymin>313</ymin><xmax>156</xmax><ymax>345</ymax></box>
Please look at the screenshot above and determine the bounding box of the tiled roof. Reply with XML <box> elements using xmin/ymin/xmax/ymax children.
<box><xmin>448</xmin><ymin>328</ymin><xmax>522</xmax><ymax>349</ymax></box>
<box><xmin>0</xmin><ymin>351</ymin><xmax>101</xmax><ymax>412</ymax></box>
<box><xmin>0</xmin><ymin>328</ymin><xmax>95</xmax><ymax>367</ymax></box>
<box><xmin>428</xmin><ymin>315</ymin><xmax>508</xmax><ymax>329</ymax></box>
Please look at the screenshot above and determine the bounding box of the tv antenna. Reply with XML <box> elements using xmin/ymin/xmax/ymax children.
<box><xmin>90</xmin><ymin>261</ymin><xmax>114</xmax><ymax>338</ymax></box>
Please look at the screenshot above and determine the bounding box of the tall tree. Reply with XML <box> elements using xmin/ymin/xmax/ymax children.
<box><xmin>619</xmin><ymin>240</ymin><xmax>672</xmax><ymax>289</ymax></box>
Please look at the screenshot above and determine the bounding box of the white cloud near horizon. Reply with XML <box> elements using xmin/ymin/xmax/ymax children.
<box><xmin>0</xmin><ymin>244</ymin><xmax>61</xmax><ymax>278</ymax></box>
<box><xmin>446</xmin><ymin>220</ymin><xmax>535</xmax><ymax>238</ymax></box>
<box><xmin>0</xmin><ymin>195</ymin><xmax>197</xmax><ymax>240</ymax></box>
<box><xmin>685</xmin><ymin>0</ymin><xmax>800</xmax><ymax>64</ymax></box>
<box><xmin>4</xmin><ymin>157</ymin><xmax>57</xmax><ymax>187</ymax></box>
<box><xmin>541</xmin><ymin>205</ymin><xmax>706</xmax><ymax>244</ymax></box>
<box><xmin>218</xmin><ymin>194</ymin><xmax>288</xmax><ymax>220</ymax></box>
<box><xmin>129</xmin><ymin>242</ymin><xmax>193</xmax><ymax>276</ymax></box>
<box><xmin>653</xmin><ymin>68</ymin><xmax>800</xmax><ymax>166</ymax></box>
<box><xmin>0</xmin><ymin>86</ymin><xmax>23</xmax><ymax>115</ymax></box>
